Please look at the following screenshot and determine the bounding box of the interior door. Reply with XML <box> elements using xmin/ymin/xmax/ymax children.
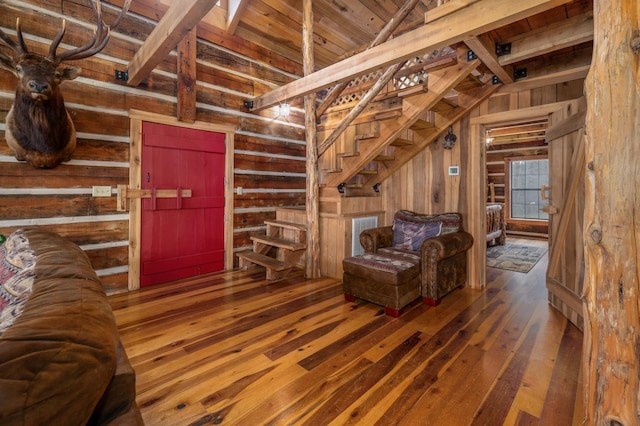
<box><xmin>140</xmin><ymin>122</ymin><xmax>226</xmax><ymax>287</ymax></box>
<box><xmin>545</xmin><ymin>97</ymin><xmax>587</xmax><ymax>330</ymax></box>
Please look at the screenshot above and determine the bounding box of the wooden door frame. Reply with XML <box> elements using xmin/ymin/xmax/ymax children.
<box><xmin>467</xmin><ymin>100</ymin><xmax>574</xmax><ymax>289</ymax></box>
<box><xmin>127</xmin><ymin>110</ymin><xmax>235</xmax><ymax>290</ymax></box>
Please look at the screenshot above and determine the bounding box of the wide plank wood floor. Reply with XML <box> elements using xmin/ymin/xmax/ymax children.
<box><xmin>109</xmin><ymin>238</ymin><xmax>584</xmax><ymax>425</ymax></box>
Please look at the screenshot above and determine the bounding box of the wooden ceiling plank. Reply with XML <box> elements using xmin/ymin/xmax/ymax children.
<box><xmin>127</xmin><ymin>0</ymin><xmax>219</xmax><ymax>86</ymax></box>
<box><xmin>498</xmin><ymin>11</ymin><xmax>593</xmax><ymax>66</ymax></box>
<box><xmin>251</xmin><ymin>0</ymin><xmax>574</xmax><ymax>111</ymax></box>
<box><xmin>464</xmin><ymin>34</ymin><xmax>514</xmax><ymax>83</ymax></box>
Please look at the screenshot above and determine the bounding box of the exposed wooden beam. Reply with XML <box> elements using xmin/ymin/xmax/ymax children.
<box><xmin>177</xmin><ymin>29</ymin><xmax>197</xmax><ymax>123</ymax></box>
<box><xmin>127</xmin><ymin>0</ymin><xmax>218</xmax><ymax>87</ymax></box>
<box><xmin>499</xmin><ymin>64</ymin><xmax>590</xmax><ymax>93</ymax></box>
<box><xmin>251</xmin><ymin>0</ymin><xmax>573</xmax><ymax>111</ymax></box>
<box><xmin>464</xmin><ymin>34</ymin><xmax>514</xmax><ymax>83</ymax></box>
<box><xmin>226</xmin><ymin>0</ymin><xmax>247</xmax><ymax>34</ymax></box>
<box><xmin>499</xmin><ymin>11</ymin><xmax>593</xmax><ymax>66</ymax></box>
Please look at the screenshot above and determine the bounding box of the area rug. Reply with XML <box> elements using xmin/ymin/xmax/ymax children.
<box><xmin>486</xmin><ymin>244</ymin><xmax>547</xmax><ymax>273</ymax></box>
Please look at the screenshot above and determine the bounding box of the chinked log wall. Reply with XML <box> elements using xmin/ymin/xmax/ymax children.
<box><xmin>0</xmin><ymin>0</ymin><xmax>305</xmax><ymax>294</ymax></box>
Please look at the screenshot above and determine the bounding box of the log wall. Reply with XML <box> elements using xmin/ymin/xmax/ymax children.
<box><xmin>0</xmin><ymin>0</ymin><xmax>305</xmax><ymax>294</ymax></box>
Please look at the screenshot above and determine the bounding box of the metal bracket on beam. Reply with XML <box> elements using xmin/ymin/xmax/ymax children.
<box><xmin>243</xmin><ymin>100</ymin><xmax>254</xmax><ymax>109</ymax></box>
<box><xmin>115</xmin><ymin>70</ymin><xmax>128</xmax><ymax>81</ymax></box>
<box><xmin>466</xmin><ymin>50</ymin><xmax>478</xmax><ymax>61</ymax></box>
<box><xmin>492</xmin><ymin>76</ymin><xmax>501</xmax><ymax>85</ymax></box>
<box><xmin>514</xmin><ymin>68</ymin><xmax>527</xmax><ymax>80</ymax></box>
<box><xmin>496</xmin><ymin>42</ymin><xmax>512</xmax><ymax>57</ymax></box>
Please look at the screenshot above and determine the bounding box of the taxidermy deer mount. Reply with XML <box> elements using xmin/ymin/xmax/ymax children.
<box><xmin>0</xmin><ymin>0</ymin><xmax>130</xmax><ymax>168</ymax></box>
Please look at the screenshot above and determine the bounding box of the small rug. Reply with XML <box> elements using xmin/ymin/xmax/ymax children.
<box><xmin>486</xmin><ymin>244</ymin><xmax>547</xmax><ymax>273</ymax></box>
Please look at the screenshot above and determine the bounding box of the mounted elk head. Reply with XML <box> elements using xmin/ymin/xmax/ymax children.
<box><xmin>0</xmin><ymin>0</ymin><xmax>130</xmax><ymax>168</ymax></box>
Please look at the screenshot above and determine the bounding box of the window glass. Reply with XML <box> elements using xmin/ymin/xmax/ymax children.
<box><xmin>509</xmin><ymin>159</ymin><xmax>549</xmax><ymax>221</ymax></box>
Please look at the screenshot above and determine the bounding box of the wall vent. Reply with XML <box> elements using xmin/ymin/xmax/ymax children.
<box><xmin>352</xmin><ymin>216</ymin><xmax>378</xmax><ymax>256</ymax></box>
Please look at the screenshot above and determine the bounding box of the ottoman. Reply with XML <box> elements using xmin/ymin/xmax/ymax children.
<box><xmin>342</xmin><ymin>249</ymin><xmax>421</xmax><ymax>317</ymax></box>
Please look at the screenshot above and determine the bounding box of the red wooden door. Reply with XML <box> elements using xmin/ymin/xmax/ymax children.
<box><xmin>140</xmin><ymin>122</ymin><xmax>225</xmax><ymax>287</ymax></box>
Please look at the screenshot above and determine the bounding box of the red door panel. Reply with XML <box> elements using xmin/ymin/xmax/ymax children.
<box><xmin>140</xmin><ymin>122</ymin><xmax>225</xmax><ymax>287</ymax></box>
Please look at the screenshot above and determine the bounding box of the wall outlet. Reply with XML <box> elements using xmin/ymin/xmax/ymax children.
<box><xmin>92</xmin><ymin>186</ymin><xmax>112</xmax><ymax>197</ymax></box>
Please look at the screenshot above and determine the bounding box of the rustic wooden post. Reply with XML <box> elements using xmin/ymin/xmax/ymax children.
<box><xmin>303</xmin><ymin>0</ymin><xmax>320</xmax><ymax>278</ymax></box>
<box><xmin>177</xmin><ymin>29</ymin><xmax>197</xmax><ymax>123</ymax></box>
<box><xmin>582</xmin><ymin>1</ymin><xmax>640</xmax><ymax>424</ymax></box>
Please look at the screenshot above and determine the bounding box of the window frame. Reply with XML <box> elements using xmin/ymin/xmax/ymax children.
<box><xmin>504</xmin><ymin>155</ymin><xmax>549</xmax><ymax>227</ymax></box>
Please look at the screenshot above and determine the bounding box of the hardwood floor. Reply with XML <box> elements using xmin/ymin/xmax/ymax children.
<box><xmin>109</xmin><ymin>239</ymin><xmax>584</xmax><ymax>425</ymax></box>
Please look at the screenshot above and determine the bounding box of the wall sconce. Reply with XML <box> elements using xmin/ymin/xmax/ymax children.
<box><xmin>443</xmin><ymin>126</ymin><xmax>457</xmax><ymax>149</ymax></box>
<box><xmin>373</xmin><ymin>183</ymin><xmax>381</xmax><ymax>193</ymax></box>
<box><xmin>279</xmin><ymin>103</ymin><xmax>290</xmax><ymax>117</ymax></box>
<box><xmin>337</xmin><ymin>182</ymin><xmax>346</xmax><ymax>194</ymax></box>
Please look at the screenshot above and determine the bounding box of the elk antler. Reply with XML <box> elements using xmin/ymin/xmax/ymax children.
<box><xmin>0</xmin><ymin>18</ymin><xmax>28</xmax><ymax>56</ymax></box>
<box><xmin>48</xmin><ymin>0</ymin><xmax>132</xmax><ymax>64</ymax></box>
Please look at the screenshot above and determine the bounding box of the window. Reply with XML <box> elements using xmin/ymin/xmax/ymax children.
<box><xmin>508</xmin><ymin>158</ymin><xmax>549</xmax><ymax>221</ymax></box>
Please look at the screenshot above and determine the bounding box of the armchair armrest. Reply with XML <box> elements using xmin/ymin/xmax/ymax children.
<box><xmin>359</xmin><ymin>226</ymin><xmax>393</xmax><ymax>253</ymax></box>
<box><xmin>420</xmin><ymin>231</ymin><xmax>473</xmax><ymax>261</ymax></box>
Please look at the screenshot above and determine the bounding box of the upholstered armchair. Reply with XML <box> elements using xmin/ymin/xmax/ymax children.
<box><xmin>358</xmin><ymin>211</ymin><xmax>473</xmax><ymax>306</ymax></box>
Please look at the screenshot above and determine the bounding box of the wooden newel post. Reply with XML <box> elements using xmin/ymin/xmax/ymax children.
<box><xmin>582</xmin><ymin>1</ymin><xmax>640</xmax><ymax>424</ymax></box>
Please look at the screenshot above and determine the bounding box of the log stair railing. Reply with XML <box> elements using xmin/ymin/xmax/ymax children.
<box><xmin>236</xmin><ymin>220</ymin><xmax>307</xmax><ymax>281</ymax></box>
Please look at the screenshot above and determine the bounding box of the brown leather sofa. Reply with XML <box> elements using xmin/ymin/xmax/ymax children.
<box><xmin>0</xmin><ymin>228</ymin><xmax>142</xmax><ymax>425</ymax></box>
<box><xmin>343</xmin><ymin>211</ymin><xmax>473</xmax><ymax>315</ymax></box>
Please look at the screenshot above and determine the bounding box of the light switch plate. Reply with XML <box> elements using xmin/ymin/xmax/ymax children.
<box><xmin>92</xmin><ymin>186</ymin><xmax>112</xmax><ymax>197</ymax></box>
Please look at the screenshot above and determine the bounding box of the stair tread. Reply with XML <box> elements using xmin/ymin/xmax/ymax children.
<box><xmin>357</xmin><ymin>169</ymin><xmax>378</xmax><ymax>175</ymax></box>
<box><xmin>410</xmin><ymin>119</ymin><xmax>435</xmax><ymax>130</ymax></box>
<box><xmin>337</xmin><ymin>152</ymin><xmax>360</xmax><ymax>158</ymax></box>
<box><xmin>236</xmin><ymin>252</ymin><xmax>288</xmax><ymax>271</ymax></box>
<box><xmin>375</xmin><ymin>155</ymin><xmax>395</xmax><ymax>161</ymax></box>
<box><xmin>264</xmin><ymin>220</ymin><xmax>307</xmax><ymax>232</ymax></box>
<box><xmin>251</xmin><ymin>235</ymin><xmax>306</xmax><ymax>250</ymax></box>
<box><xmin>391</xmin><ymin>137</ymin><xmax>413</xmax><ymax>146</ymax></box>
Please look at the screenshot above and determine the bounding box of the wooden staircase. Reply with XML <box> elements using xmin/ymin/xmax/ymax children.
<box><xmin>318</xmin><ymin>47</ymin><xmax>500</xmax><ymax>195</ymax></box>
<box><xmin>236</xmin><ymin>219</ymin><xmax>306</xmax><ymax>281</ymax></box>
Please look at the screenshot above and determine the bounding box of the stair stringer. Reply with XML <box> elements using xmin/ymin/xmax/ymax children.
<box><xmin>360</xmin><ymin>81</ymin><xmax>501</xmax><ymax>188</ymax></box>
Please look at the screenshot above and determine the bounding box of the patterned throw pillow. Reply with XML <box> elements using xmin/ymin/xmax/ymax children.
<box><xmin>0</xmin><ymin>230</ymin><xmax>36</xmax><ymax>336</ymax></box>
<box><xmin>392</xmin><ymin>219</ymin><xmax>442</xmax><ymax>251</ymax></box>
<box><xmin>394</xmin><ymin>210</ymin><xmax>460</xmax><ymax>234</ymax></box>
